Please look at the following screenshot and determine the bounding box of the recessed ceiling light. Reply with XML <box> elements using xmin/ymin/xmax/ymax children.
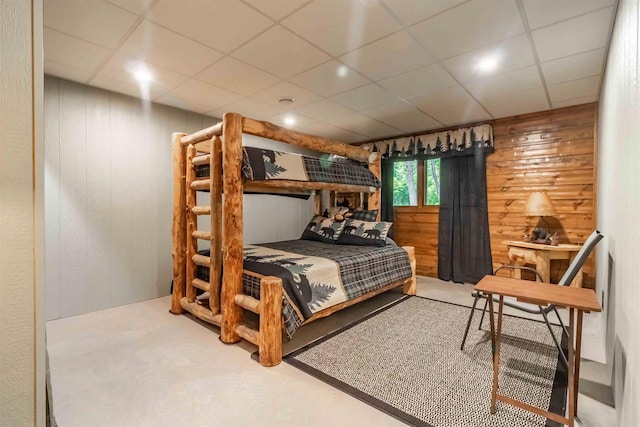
<box><xmin>476</xmin><ymin>56</ymin><xmax>499</xmax><ymax>73</ymax></box>
<box><xmin>284</xmin><ymin>115</ymin><xmax>296</xmax><ymax>126</ymax></box>
<box><xmin>131</xmin><ymin>65</ymin><xmax>153</xmax><ymax>83</ymax></box>
<box><xmin>336</xmin><ymin>64</ymin><xmax>349</xmax><ymax>78</ymax></box>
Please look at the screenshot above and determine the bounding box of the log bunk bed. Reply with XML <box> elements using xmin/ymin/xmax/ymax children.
<box><xmin>170</xmin><ymin>112</ymin><xmax>417</xmax><ymax>367</ymax></box>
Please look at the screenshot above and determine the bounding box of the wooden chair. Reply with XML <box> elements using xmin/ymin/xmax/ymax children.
<box><xmin>460</xmin><ymin>230</ymin><xmax>604</xmax><ymax>367</ymax></box>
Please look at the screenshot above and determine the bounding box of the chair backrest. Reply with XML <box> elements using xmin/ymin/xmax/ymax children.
<box><xmin>558</xmin><ymin>230</ymin><xmax>604</xmax><ymax>286</ymax></box>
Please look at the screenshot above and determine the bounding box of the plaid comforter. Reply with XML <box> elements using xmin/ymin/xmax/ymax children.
<box><xmin>196</xmin><ymin>147</ymin><xmax>381</xmax><ymax>188</ymax></box>
<box><xmin>196</xmin><ymin>240</ymin><xmax>412</xmax><ymax>338</ymax></box>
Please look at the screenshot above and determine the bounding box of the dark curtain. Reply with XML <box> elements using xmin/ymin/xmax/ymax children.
<box><xmin>380</xmin><ymin>160</ymin><xmax>394</xmax><ymax>222</ymax></box>
<box><xmin>438</xmin><ymin>150</ymin><xmax>493</xmax><ymax>284</ymax></box>
<box><xmin>380</xmin><ymin>160</ymin><xmax>395</xmax><ymax>238</ymax></box>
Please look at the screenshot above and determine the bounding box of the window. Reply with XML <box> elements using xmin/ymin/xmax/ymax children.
<box><xmin>392</xmin><ymin>161</ymin><xmax>418</xmax><ymax>206</ymax></box>
<box><xmin>425</xmin><ymin>158</ymin><xmax>441</xmax><ymax>206</ymax></box>
<box><xmin>392</xmin><ymin>159</ymin><xmax>440</xmax><ymax>207</ymax></box>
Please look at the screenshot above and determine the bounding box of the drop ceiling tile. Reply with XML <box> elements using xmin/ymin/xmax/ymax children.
<box><xmin>243</xmin><ymin>0</ymin><xmax>310</xmax><ymax>20</ymax></box>
<box><xmin>339</xmin><ymin>31</ymin><xmax>434</xmax><ymax>81</ymax></box>
<box><xmin>91</xmin><ymin>75</ymin><xmax>167</xmax><ymax>99</ymax></box>
<box><xmin>232</xmin><ymin>26</ymin><xmax>330</xmax><ymax>78</ymax></box>
<box><xmin>548</xmin><ymin>75</ymin><xmax>601</xmax><ymax>103</ymax></box>
<box><xmin>298</xmin><ymin>122</ymin><xmax>368</xmax><ymax>143</ymax></box>
<box><xmin>294</xmin><ymin>98</ymin><xmax>354</xmax><ymax>121</ymax></box>
<box><xmin>105</xmin><ymin>0</ymin><xmax>154</xmax><ymax>15</ymax></box>
<box><xmin>44</xmin><ymin>28</ymin><xmax>111</xmax><ymax>74</ymax></box>
<box><xmin>268</xmin><ymin>112</ymin><xmax>316</xmax><ymax>129</ymax></box>
<box><xmin>281</xmin><ymin>0</ymin><xmax>401</xmax><ymax>56</ymax></box>
<box><xmin>44</xmin><ymin>0</ymin><xmax>138</xmax><ymax>49</ymax></box>
<box><xmin>523</xmin><ymin>0</ymin><xmax>614</xmax><ymax>30</ymax></box>
<box><xmin>361</xmin><ymin>101</ymin><xmax>442</xmax><ymax>133</ymax></box>
<box><xmin>407</xmin><ymin>85</ymin><xmax>491</xmax><ymax>126</ymax></box>
<box><xmin>480</xmin><ymin>87</ymin><xmax>549</xmax><ymax>118</ymax></box>
<box><xmin>210</xmin><ymin>97</ymin><xmax>282</xmax><ymax>121</ymax></box>
<box><xmin>377</xmin><ymin>63</ymin><xmax>457</xmax><ymax>99</ymax></box>
<box><xmin>155</xmin><ymin>94</ymin><xmax>217</xmax><ymax>114</ymax></box>
<box><xmin>532</xmin><ymin>7</ymin><xmax>613</xmax><ymax>62</ymax></box>
<box><xmin>252</xmin><ymin>81</ymin><xmax>320</xmax><ymax>109</ymax></box>
<box><xmin>541</xmin><ymin>48</ymin><xmax>605</xmax><ymax>85</ymax></box>
<box><xmin>167</xmin><ymin>80</ymin><xmax>242</xmax><ymax>109</ymax></box>
<box><xmin>465</xmin><ymin>65</ymin><xmax>543</xmax><ymax>101</ymax></box>
<box><xmin>381</xmin><ymin>0</ymin><xmax>466</xmax><ymax>26</ymax></box>
<box><xmin>441</xmin><ymin>34</ymin><xmax>536</xmax><ymax>83</ymax></box>
<box><xmin>290</xmin><ymin>60</ymin><xmax>370</xmax><ymax>97</ymax></box>
<box><xmin>331</xmin><ymin>113</ymin><xmax>401</xmax><ymax>139</ymax></box>
<box><xmin>96</xmin><ymin>53</ymin><xmax>188</xmax><ymax>94</ymax></box>
<box><xmin>409</xmin><ymin>0</ymin><xmax>524</xmax><ymax>60</ymax></box>
<box><xmin>331</xmin><ymin>83</ymin><xmax>399</xmax><ymax>111</ymax></box>
<box><xmin>44</xmin><ymin>60</ymin><xmax>93</xmax><ymax>83</ymax></box>
<box><xmin>118</xmin><ymin>21</ymin><xmax>222</xmax><ymax>76</ymax></box>
<box><xmin>552</xmin><ymin>95</ymin><xmax>598</xmax><ymax>109</ymax></box>
<box><xmin>196</xmin><ymin>57</ymin><xmax>280</xmax><ymax>96</ymax></box>
<box><xmin>146</xmin><ymin>0</ymin><xmax>273</xmax><ymax>53</ymax></box>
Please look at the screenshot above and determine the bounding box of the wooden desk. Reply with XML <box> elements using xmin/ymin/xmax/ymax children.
<box><xmin>475</xmin><ymin>275</ymin><xmax>601</xmax><ymax>427</ymax></box>
<box><xmin>503</xmin><ymin>240</ymin><xmax>583</xmax><ymax>287</ymax></box>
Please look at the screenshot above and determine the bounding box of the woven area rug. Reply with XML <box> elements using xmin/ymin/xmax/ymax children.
<box><xmin>285</xmin><ymin>296</ymin><xmax>567</xmax><ymax>427</ymax></box>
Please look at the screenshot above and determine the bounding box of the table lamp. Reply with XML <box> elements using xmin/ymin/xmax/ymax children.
<box><xmin>523</xmin><ymin>191</ymin><xmax>557</xmax><ymax>243</ymax></box>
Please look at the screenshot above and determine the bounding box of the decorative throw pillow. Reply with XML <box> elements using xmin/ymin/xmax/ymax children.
<box><xmin>301</xmin><ymin>215</ymin><xmax>346</xmax><ymax>244</ymax></box>
<box><xmin>337</xmin><ymin>219</ymin><xmax>392</xmax><ymax>247</ymax></box>
<box><xmin>347</xmin><ymin>209</ymin><xmax>378</xmax><ymax>222</ymax></box>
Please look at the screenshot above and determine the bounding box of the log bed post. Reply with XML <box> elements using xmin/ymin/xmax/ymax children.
<box><xmin>171</xmin><ymin>132</ymin><xmax>188</xmax><ymax>314</ymax></box>
<box><xmin>314</xmin><ymin>191</ymin><xmax>322</xmax><ymax>216</ymax></box>
<box><xmin>221</xmin><ymin>113</ymin><xmax>244</xmax><ymax>343</ymax></box>
<box><xmin>209</xmin><ymin>135</ymin><xmax>223</xmax><ymax>314</ymax></box>
<box><xmin>368</xmin><ymin>152</ymin><xmax>381</xmax><ymax>220</ymax></box>
<box><xmin>259</xmin><ymin>276</ymin><xmax>283</xmax><ymax>367</ymax></box>
<box><xmin>402</xmin><ymin>246</ymin><xmax>417</xmax><ymax>295</ymax></box>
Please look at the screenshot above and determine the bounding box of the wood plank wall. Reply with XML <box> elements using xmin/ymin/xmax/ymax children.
<box><xmin>393</xmin><ymin>103</ymin><xmax>597</xmax><ymax>287</ymax></box>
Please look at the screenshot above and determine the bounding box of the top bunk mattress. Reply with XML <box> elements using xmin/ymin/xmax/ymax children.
<box><xmin>195</xmin><ymin>146</ymin><xmax>381</xmax><ymax>188</ymax></box>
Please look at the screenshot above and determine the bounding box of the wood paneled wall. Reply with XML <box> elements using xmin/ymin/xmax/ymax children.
<box><xmin>393</xmin><ymin>103</ymin><xmax>597</xmax><ymax>287</ymax></box>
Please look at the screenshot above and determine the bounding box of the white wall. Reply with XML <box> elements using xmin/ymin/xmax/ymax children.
<box><xmin>196</xmin><ymin>133</ymin><xmax>315</xmax><ymax>250</ymax></box>
<box><xmin>45</xmin><ymin>77</ymin><xmax>314</xmax><ymax>320</ymax></box>
<box><xmin>597</xmin><ymin>0</ymin><xmax>640</xmax><ymax>424</ymax></box>
<box><xmin>0</xmin><ymin>0</ymin><xmax>45</xmax><ymax>424</ymax></box>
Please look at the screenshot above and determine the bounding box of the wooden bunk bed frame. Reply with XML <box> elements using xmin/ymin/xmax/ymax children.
<box><xmin>170</xmin><ymin>112</ymin><xmax>417</xmax><ymax>367</ymax></box>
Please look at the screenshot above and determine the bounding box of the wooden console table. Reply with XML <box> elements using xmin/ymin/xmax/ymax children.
<box><xmin>475</xmin><ymin>275</ymin><xmax>601</xmax><ymax>427</ymax></box>
<box><xmin>503</xmin><ymin>240</ymin><xmax>583</xmax><ymax>287</ymax></box>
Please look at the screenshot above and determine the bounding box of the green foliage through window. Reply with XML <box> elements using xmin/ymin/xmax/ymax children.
<box><xmin>425</xmin><ymin>158</ymin><xmax>440</xmax><ymax>206</ymax></box>
<box><xmin>393</xmin><ymin>161</ymin><xmax>417</xmax><ymax>206</ymax></box>
<box><xmin>391</xmin><ymin>159</ymin><xmax>440</xmax><ymax>207</ymax></box>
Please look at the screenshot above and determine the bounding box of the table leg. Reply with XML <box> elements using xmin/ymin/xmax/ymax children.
<box><xmin>568</xmin><ymin>308</ymin><xmax>575</xmax><ymax>427</ymax></box>
<box><xmin>513</xmin><ymin>264</ymin><xmax>522</xmax><ymax>280</ymax></box>
<box><xmin>574</xmin><ymin>310</ymin><xmax>583</xmax><ymax>415</ymax></box>
<box><xmin>568</xmin><ymin>252</ymin><xmax>584</xmax><ymax>287</ymax></box>
<box><xmin>536</xmin><ymin>250</ymin><xmax>551</xmax><ymax>283</ymax></box>
<box><xmin>491</xmin><ymin>296</ymin><xmax>504</xmax><ymax>415</ymax></box>
<box><xmin>488</xmin><ymin>294</ymin><xmax>496</xmax><ymax>352</ymax></box>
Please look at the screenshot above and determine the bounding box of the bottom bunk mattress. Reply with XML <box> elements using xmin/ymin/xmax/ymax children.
<box><xmin>196</xmin><ymin>240</ymin><xmax>412</xmax><ymax>339</ymax></box>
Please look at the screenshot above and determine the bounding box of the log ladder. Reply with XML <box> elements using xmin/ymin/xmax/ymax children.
<box><xmin>170</xmin><ymin>119</ymin><xmax>283</xmax><ymax>367</ymax></box>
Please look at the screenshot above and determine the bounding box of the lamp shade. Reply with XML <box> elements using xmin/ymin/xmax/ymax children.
<box><xmin>523</xmin><ymin>191</ymin><xmax>557</xmax><ymax>217</ymax></box>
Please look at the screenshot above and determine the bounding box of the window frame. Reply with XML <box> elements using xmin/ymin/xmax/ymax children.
<box><xmin>392</xmin><ymin>158</ymin><xmax>440</xmax><ymax>212</ymax></box>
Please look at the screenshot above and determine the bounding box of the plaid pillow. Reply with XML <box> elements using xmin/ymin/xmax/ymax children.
<box><xmin>337</xmin><ymin>219</ymin><xmax>392</xmax><ymax>247</ymax></box>
<box><xmin>348</xmin><ymin>209</ymin><xmax>378</xmax><ymax>221</ymax></box>
<box><xmin>301</xmin><ymin>215</ymin><xmax>346</xmax><ymax>244</ymax></box>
